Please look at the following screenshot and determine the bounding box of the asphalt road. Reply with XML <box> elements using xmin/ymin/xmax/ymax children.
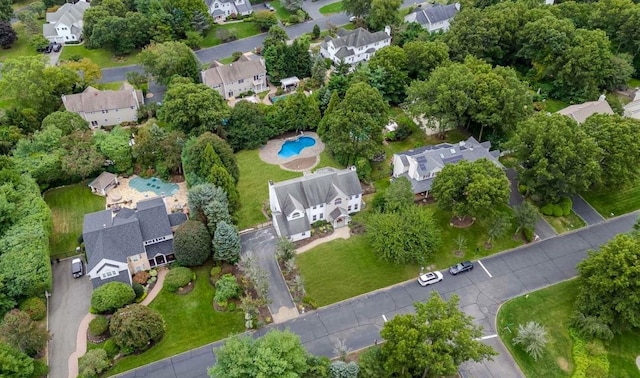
<box><xmin>114</xmin><ymin>211</ymin><xmax>638</xmax><ymax>378</ymax></box>
<box><xmin>49</xmin><ymin>256</ymin><xmax>92</xmax><ymax>378</ymax></box>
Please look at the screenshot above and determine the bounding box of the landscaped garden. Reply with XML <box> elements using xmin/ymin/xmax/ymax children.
<box><xmin>497</xmin><ymin>279</ymin><xmax>640</xmax><ymax>378</ymax></box>
<box><xmin>582</xmin><ymin>179</ymin><xmax>640</xmax><ymax>218</ymax></box>
<box><xmin>44</xmin><ymin>183</ymin><xmax>105</xmax><ymax>259</ymax></box>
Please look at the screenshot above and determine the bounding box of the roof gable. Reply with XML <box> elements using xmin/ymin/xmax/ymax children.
<box><xmin>329</xmin><ymin>27</ymin><xmax>389</xmax><ymax>50</ymax></box>
<box><xmin>557</xmin><ymin>99</ymin><xmax>614</xmax><ymax>123</ymax></box>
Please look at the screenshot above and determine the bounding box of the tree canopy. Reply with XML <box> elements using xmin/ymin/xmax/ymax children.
<box><xmin>140</xmin><ymin>41</ymin><xmax>201</xmax><ymax>86</ymax></box>
<box><xmin>174</xmin><ymin>220</ymin><xmax>211</xmax><ymax>266</ymax></box>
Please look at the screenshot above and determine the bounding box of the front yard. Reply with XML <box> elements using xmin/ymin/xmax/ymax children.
<box><xmin>59</xmin><ymin>46</ymin><xmax>141</xmax><ymax>68</ymax></box>
<box><xmin>582</xmin><ymin>179</ymin><xmax>640</xmax><ymax>218</ymax></box>
<box><xmin>543</xmin><ymin>211</ymin><xmax>586</xmax><ymax>234</ymax></box>
<box><xmin>44</xmin><ymin>183</ymin><xmax>105</xmax><ymax>259</ymax></box>
<box><xmin>201</xmin><ymin>22</ymin><xmax>262</xmax><ymax>48</ymax></box>
<box><xmin>106</xmin><ymin>263</ymin><xmax>245</xmax><ymax>375</ymax></box>
<box><xmin>319</xmin><ymin>2</ymin><xmax>343</xmax><ymax>15</ymax></box>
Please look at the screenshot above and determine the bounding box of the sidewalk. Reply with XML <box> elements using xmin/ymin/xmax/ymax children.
<box><xmin>296</xmin><ymin>226</ymin><xmax>350</xmax><ymax>254</ymax></box>
<box><xmin>67</xmin><ymin>268</ymin><xmax>168</xmax><ymax>378</ymax></box>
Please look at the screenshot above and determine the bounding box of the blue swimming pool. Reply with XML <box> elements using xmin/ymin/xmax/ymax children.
<box><xmin>278</xmin><ymin>136</ymin><xmax>316</xmax><ymax>158</ymax></box>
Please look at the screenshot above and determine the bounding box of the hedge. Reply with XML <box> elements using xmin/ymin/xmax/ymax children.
<box><xmin>90</xmin><ymin>282</ymin><xmax>136</xmax><ymax>314</ymax></box>
<box><xmin>164</xmin><ymin>267</ymin><xmax>193</xmax><ymax>292</ymax></box>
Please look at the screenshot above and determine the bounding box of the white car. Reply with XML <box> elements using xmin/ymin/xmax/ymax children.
<box><xmin>417</xmin><ymin>271</ymin><xmax>443</xmax><ymax>286</ymax></box>
<box><xmin>349</xmin><ymin>16</ymin><xmax>356</xmax><ymax>22</ymax></box>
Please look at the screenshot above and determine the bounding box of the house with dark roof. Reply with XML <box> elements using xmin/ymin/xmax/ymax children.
<box><xmin>320</xmin><ymin>27</ymin><xmax>391</xmax><ymax>65</ymax></box>
<box><xmin>392</xmin><ymin>137</ymin><xmax>502</xmax><ymax>194</ymax></box>
<box><xmin>43</xmin><ymin>1</ymin><xmax>89</xmax><ymax>43</ymax></box>
<box><xmin>201</xmin><ymin>52</ymin><xmax>267</xmax><ymax>99</ymax></box>
<box><xmin>62</xmin><ymin>83</ymin><xmax>144</xmax><ymax>129</ymax></box>
<box><xmin>405</xmin><ymin>3</ymin><xmax>460</xmax><ymax>33</ymax></box>
<box><xmin>556</xmin><ymin>95</ymin><xmax>614</xmax><ymax>124</ymax></box>
<box><xmin>83</xmin><ymin>197</ymin><xmax>187</xmax><ymax>288</ymax></box>
<box><xmin>205</xmin><ymin>0</ymin><xmax>253</xmax><ymax>22</ymax></box>
<box><xmin>268</xmin><ymin>167</ymin><xmax>363</xmax><ymax>241</ymax></box>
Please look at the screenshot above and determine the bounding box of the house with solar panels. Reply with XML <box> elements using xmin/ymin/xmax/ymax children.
<box><xmin>392</xmin><ymin>137</ymin><xmax>502</xmax><ymax>195</ymax></box>
<box><xmin>405</xmin><ymin>3</ymin><xmax>460</xmax><ymax>33</ymax></box>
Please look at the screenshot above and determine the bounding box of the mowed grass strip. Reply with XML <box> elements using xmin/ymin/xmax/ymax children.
<box><xmin>59</xmin><ymin>45</ymin><xmax>141</xmax><ymax>68</ymax></box>
<box><xmin>607</xmin><ymin>328</ymin><xmax>640</xmax><ymax>377</ymax></box>
<box><xmin>107</xmin><ymin>263</ymin><xmax>245</xmax><ymax>375</ymax></box>
<box><xmin>582</xmin><ymin>179</ymin><xmax>640</xmax><ymax>218</ymax></box>
<box><xmin>542</xmin><ymin>210</ymin><xmax>586</xmax><ymax>234</ymax></box>
<box><xmin>319</xmin><ymin>1</ymin><xmax>343</xmax><ymax>15</ymax></box>
<box><xmin>44</xmin><ymin>183</ymin><xmax>105</xmax><ymax>259</ymax></box>
<box><xmin>201</xmin><ymin>22</ymin><xmax>261</xmax><ymax>48</ymax></box>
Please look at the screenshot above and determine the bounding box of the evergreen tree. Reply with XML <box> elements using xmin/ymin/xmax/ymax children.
<box><xmin>213</xmin><ymin>221</ymin><xmax>241</xmax><ymax>264</ymax></box>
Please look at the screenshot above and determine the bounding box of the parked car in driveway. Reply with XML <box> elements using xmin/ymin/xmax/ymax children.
<box><xmin>71</xmin><ymin>258</ymin><xmax>84</xmax><ymax>278</ymax></box>
<box><xmin>43</xmin><ymin>44</ymin><xmax>53</xmax><ymax>53</ymax></box>
<box><xmin>264</xmin><ymin>2</ymin><xmax>274</xmax><ymax>11</ymax></box>
<box><xmin>52</xmin><ymin>43</ymin><xmax>62</xmax><ymax>52</ymax></box>
<box><xmin>418</xmin><ymin>271</ymin><xmax>443</xmax><ymax>286</ymax></box>
<box><xmin>449</xmin><ymin>261</ymin><xmax>473</xmax><ymax>275</ymax></box>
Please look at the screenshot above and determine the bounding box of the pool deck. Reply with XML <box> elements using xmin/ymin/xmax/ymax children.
<box><xmin>259</xmin><ymin>132</ymin><xmax>325</xmax><ymax>172</ymax></box>
<box><xmin>105</xmin><ymin>175</ymin><xmax>189</xmax><ymax>214</ymax></box>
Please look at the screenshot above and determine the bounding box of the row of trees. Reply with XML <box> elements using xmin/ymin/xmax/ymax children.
<box><xmin>262</xmin><ymin>26</ymin><xmax>312</xmax><ymax>84</ymax></box>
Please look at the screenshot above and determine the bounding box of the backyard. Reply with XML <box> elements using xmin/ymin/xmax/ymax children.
<box><xmin>497</xmin><ymin>279</ymin><xmax>640</xmax><ymax>378</ymax></box>
<box><xmin>106</xmin><ymin>263</ymin><xmax>245</xmax><ymax>375</ymax></box>
<box><xmin>44</xmin><ymin>183</ymin><xmax>105</xmax><ymax>259</ymax></box>
<box><xmin>582</xmin><ymin>179</ymin><xmax>640</xmax><ymax>218</ymax></box>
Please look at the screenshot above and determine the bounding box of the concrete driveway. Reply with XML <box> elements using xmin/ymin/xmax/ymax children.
<box><xmin>572</xmin><ymin>194</ymin><xmax>605</xmax><ymax>225</ymax></box>
<box><xmin>49</xmin><ymin>256</ymin><xmax>92</xmax><ymax>378</ymax></box>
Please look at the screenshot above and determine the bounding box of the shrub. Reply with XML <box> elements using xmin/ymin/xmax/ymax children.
<box><xmin>88</xmin><ymin>316</ymin><xmax>109</xmax><ymax>337</ymax></box>
<box><xmin>32</xmin><ymin>359</ymin><xmax>49</xmax><ymax>378</ymax></box>
<box><xmin>78</xmin><ymin>348</ymin><xmax>110</xmax><ymax>378</ymax></box>
<box><xmin>303</xmin><ymin>296</ymin><xmax>318</xmax><ymax>309</ymax></box>
<box><xmin>227</xmin><ymin>302</ymin><xmax>236</xmax><ymax>311</ymax></box>
<box><xmin>552</xmin><ymin>204</ymin><xmax>564</xmax><ymax>217</ymax></box>
<box><xmin>540</xmin><ymin>203</ymin><xmax>554</xmax><ymax>216</ymax></box>
<box><xmin>103</xmin><ymin>338</ymin><xmax>119</xmax><ymax>358</ymax></box>
<box><xmin>210</xmin><ymin>266</ymin><xmax>222</xmax><ymax>280</ymax></box>
<box><xmin>149</xmin><ymin>269</ymin><xmax>158</xmax><ymax>277</ymax></box>
<box><xmin>513</xmin><ymin>321</ymin><xmax>548</xmax><ymax>361</ymax></box>
<box><xmin>90</xmin><ymin>282</ymin><xmax>136</xmax><ymax>314</ymax></box>
<box><xmin>523</xmin><ymin>227</ymin><xmax>534</xmax><ymax>242</ymax></box>
<box><xmin>559</xmin><ymin>197</ymin><xmax>572</xmax><ymax>216</ymax></box>
<box><xmin>164</xmin><ymin>267</ymin><xmax>193</xmax><ymax>292</ymax></box>
<box><xmin>329</xmin><ymin>360</ymin><xmax>359</xmax><ymax>378</ymax></box>
<box><xmin>232</xmin><ymin>51</ymin><xmax>243</xmax><ymax>61</ymax></box>
<box><xmin>518</xmin><ymin>184</ymin><xmax>527</xmax><ymax>195</ymax></box>
<box><xmin>20</xmin><ymin>297</ymin><xmax>46</xmax><ymax>321</ymax></box>
<box><xmin>110</xmin><ymin>304</ymin><xmax>165</xmax><ymax>354</ymax></box>
<box><xmin>174</xmin><ymin>220</ymin><xmax>211</xmax><ymax>266</ymax></box>
<box><xmin>214</xmin><ymin>274</ymin><xmax>241</xmax><ymax>303</ymax></box>
<box><xmin>132</xmin><ymin>282</ymin><xmax>145</xmax><ymax>299</ymax></box>
<box><xmin>275</xmin><ymin>238</ymin><xmax>296</xmax><ymax>262</ymax></box>
<box><xmin>133</xmin><ymin>271</ymin><xmax>150</xmax><ymax>285</ymax></box>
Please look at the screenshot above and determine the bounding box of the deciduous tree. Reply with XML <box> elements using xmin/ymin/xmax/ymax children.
<box><xmin>0</xmin><ymin>310</ymin><xmax>50</xmax><ymax>357</ymax></box>
<box><xmin>367</xmin><ymin>45</ymin><xmax>408</xmax><ymax>104</ymax></box>
<box><xmin>78</xmin><ymin>349</ymin><xmax>110</xmax><ymax>378</ymax></box>
<box><xmin>513</xmin><ymin>202</ymin><xmax>538</xmax><ymax>234</ymax></box>
<box><xmin>225</xmin><ymin>101</ymin><xmax>273</xmax><ymax>150</ymax></box>
<box><xmin>0</xmin><ymin>0</ymin><xmax>12</xmax><ymax>22</ymax></box>
<box><xmin>0</xmin><ymin>20</ymin><xmax>17</xmax><ymax>48</ymax></box>
<box><xmin>41</xmin><ymin>111</ymin><xmax>89</xmax><ymax>135</ymax></box>
<box><xmin>158</xmin><ymin>81</ymin><xmax>229</xmax><ymax>134</ymax></box>
<box><xmin>383</xmin><ymin>176</ymin><xmax>414</xmax><ymax>213</ymax></box>
<box><xmin>254</xmin><ymin>10</ymin><xmax>278</xmax><ymax>31</ymax></box>
<box><xmin>140</xmin><ymin>41</ymin><xmax>200</xmax><ymax>85</ymax></box>
<box><xmin>61</xmin><ymin>58</ymin><xmax>103</xmax><ymax>88</ymax></box>
<box><xmin>0</xmin><ymin>342</ymin><xmax>34</xmax><ymax>378</ymax></box>
<box><xmin>367</xmin><ymin>0</ymin><xmax>401</xmax><ymax>31</ymax></box>
<box><xmin>404</xmin><ymin>40</ymin><xmax>449</xmax><ymax>81</ymax></box>
<box><xmin>60</xmin><ymin>130</ymin><xmax>104</xmax><ymax>179</ymax></box>
<box><xmin>174</xmin><ymin>220</ymin><xmax>211</xmax><ymax>266</ymax></box>
<box><xmin>342</xmin><ymin>0</ymin><xmax>370</xmax><ymax>19</ymax></box>
<box><xmin>94</xmin><ymin>126</ymin><xmax>134</xmax><ymax>173</ymax></box>
<box><xmin>110</xmin><ymin>304</ymin><xmax>165</xmax><ymax>353</ymax></box>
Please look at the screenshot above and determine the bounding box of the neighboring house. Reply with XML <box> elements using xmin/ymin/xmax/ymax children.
<box><xmin>43</xmin><ymin>1</ymin><xmax>89</xmax><ymax>43</ymax></box>
<box><xmin>83</xmin><ymin>197</ymin><xmax>188</xmax><ymax>288</ymax></box>
<box><xmin>88</xmin><ymin>172</ymin><xmax>119</xmax><ymax>196</ymax></box>
<box><xmin>405</xmin><ymin>3</ymin><xmax>460</xmax><ymax>33</ymax></box>
<box><xmin>269</xmin><ymin>167</ymin><xmax>363</xmax><ymax>241</ymax></box>
<box><xmin>623</xmin><ymin>89</ymin><xmax>640</xmax><ymax>120</ymax></box>
<box><xmin>201</xmin><ymin>53</ymin><xmax>267</xmax><ymax>99</ymax></box>
<box><xmin>205</xmin><ymin>0</ymin><xmax>253</xmax><ymax>22</ymax></box>
<box><xmin>392</xmin><ymin>137</ymin><xmax>502</xmax><ymax>195</ymax></box>
<box><xmin>62</xmin><ymin>83</ymin><xmax>144</xmax><ymax>129</ymax></box>
<box><xmin>320</xmin><ymin>27</ymin><xmax>391</xmax><ymax>65</ymax></box>
<box><xmin>556</xmin><ymin>95</ymin><xmax>614</xmax><ymax>124</ymax></box>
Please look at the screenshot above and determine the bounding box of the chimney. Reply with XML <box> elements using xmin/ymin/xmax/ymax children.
<box><xmin>454</xmin><ymin>2</ymin><xmax>461</xmax><ymax>11</ymax></box>
<box><xmin>384</xmin><ymin>25</ymin><xmax>391</xmax><ymax>36</ymax></box>
<box><xmin>349</xmin><ymin>165</ymin><xmax>357</xmax><ymax>172</ymax></box>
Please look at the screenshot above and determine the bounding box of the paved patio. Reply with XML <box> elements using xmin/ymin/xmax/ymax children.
<box><xmin>105</xmin><ymin>175</ymin><xmax>189</xmax><ymax>214</ymax></box>
<box><xmin>258</xmin><ymin>132</ymin><xmax>325</xmax><ymax>172</ymax></box>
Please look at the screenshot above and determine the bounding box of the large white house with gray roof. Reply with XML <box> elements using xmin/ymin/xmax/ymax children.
<box><xmin>201</xmin><ymin>53</ymin><xmax>267</xmax><ymax>99</ymax></box>
<box><xmin>43</xmin><ymin>1</ymin><xmax>89</xmax><ymax>43</ymax></box>
<box><xmin>83</xmin><ymin>197</ymin><xmax>187</xmax><ymax>288</ymax></box>
<box><xmin>62</xmin><ymin>84</ymin><xmax>144</xmax><ymax>128</ymax></box>
<box><xmin>392</xmin><ymin>137</ymin><xmax>502</xmax><ymax>195</ymax></box>
<box><xmin>405</xmin><ymin>3</ymin><xmax>460</xmax><ymax>33</ymax></box>
<box><xmin>269</xmin><ymin>167</ymin><xmax>363</xmax><ymax>241</ymax></box>
<box><xmin>320</xmin><ymin>27</ymin><xmax>391</xmax><ymax>65</ymax></box>
<box><xmin>205</xmin><ymin>0</ymin><xmax>253</xmax><ymax>22</ymax></box>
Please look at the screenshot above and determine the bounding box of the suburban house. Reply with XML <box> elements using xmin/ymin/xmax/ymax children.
<box><xmin>623</xmin><ymin>89</ymin><xmax>640</xmax><ymax>120</ymax></box>
<box><xmin>201</xmin><ymin>53</ymin><xmax>267</xmax><ymax>100</ymax></box>
<box><xmin>205</xmin><ymin>0</ymin><xmax>253</xmax><ymax>22</ymax></box>
<box><xmin>404</xmin><ymin>3</ymin><xmax>460</xmax><ymax>33</ymax></box>
<box><xmin>62</xmin><ymin>84</ymin><xmax>144</xmax><ymax>129</ymax></box>
<box><xmin>88</xmin><ymin>172</ymin><xmax>119</xmax><ymax>196</ymax></box>
<box><xmin>42</xmin><ymin>1</ymin><xmax>89</xmax><ymax>43</ymax></box>
<box><xmin>320</xmin><ymin>27</ymin><xmax>392</xmax><ymax>65</ymax></box>
<box><xmin>392</xmin><ymin>137</ymin><xmax>502</xmax><ymax>195</ymax></box>
<box><xmin>556</xmin><ymin>95</ymin><xmax>614</xmax><ymax>123</ymax></box>
<box><xmin>83</xmin><ymin>197</ymin><xmax>188</xmax><ymax>288</ymax></box>
<box><xmin>269</xmin><ymin>167</ymin><xmax>363</xmax><ymax>241</ymax></box>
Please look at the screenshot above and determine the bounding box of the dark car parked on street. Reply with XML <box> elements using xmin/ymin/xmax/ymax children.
<box><xmin>449</xmin><ymin>261</ymin><xmax>474</xmax><ymax>275</ymax></box>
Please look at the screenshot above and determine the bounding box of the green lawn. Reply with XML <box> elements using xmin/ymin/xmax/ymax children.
<box><xmin>59</xmin><ymin>46</ymin><xmax>141</xmax><ymax>68</ymax></box>
<box><xmin>319</xmin><ymin>1</ymin><xmax>343</xmax><ymax>15</ymax></box>
<box><xmin>608</xmin><ymin>329</ymin><xmax>640</xmax><ymax>378</ymax></box>
<box><xmin>0</xmin><ymin>23</ymin><xmax>40</xmax><ymax>63</ymax></box>
<box><xmin>628</xmin><ymin>78</ymin><xmax>640</xmax><ymax>88</ymax></box>
<box><xmin>44</xmin><ymin>183</ymin><xmax>105</xmax><ymax>259</ymax></box>
<box><xmin>298</xmin><ymin>204</ymin><xmax>523</xmax><ymax>307</ymax></box>
<box><xmin>540</xmin><ymin>98</ymin><xmax>569</xmax><ymax>113</ymax></box>
<box><xmin>201</xmin><ymin>22</ymin><xmax>261</xmax><ymax>48</ymax></box>
<box><xmin>94</xmin><ymin>82</ymin><xmax>123</xmax><ymax>91</ymax></box>
<box><xmin>543</xmin><ymin>211</ymin><xmax>586</xmax><ymax>234</ymax></box>
<box><xmin>271</xmin><ymin>0</ymin><xmax>293</xmax><ymax>20</ymax></box>
<box><xmin>107</xmin><ymin>263</ymin><xmax>245</xmax><ymax>375</ymax></box>
<box><xmin>581</xmin><ymin>179</ymin><xmax>640</xmax><ymax>218</ymax></box>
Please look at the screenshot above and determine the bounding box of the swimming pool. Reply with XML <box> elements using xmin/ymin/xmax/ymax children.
<box><xmin>129</xmin><ymin>176</ymin><xmax>179</xmax><ymax>196</ymax></box>
<box><xmin>278</xmin><ymin>136</ymin><xmax>316</xmax><ymax>158</ymax></box>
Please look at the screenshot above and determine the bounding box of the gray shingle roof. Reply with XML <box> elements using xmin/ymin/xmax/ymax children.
<box><xmin>88</xmin><ymin>172</ymin><xmax>117</xmax><ymax>191</ymax></box>
<box><xmin>274</xmin><ymin>213</ymin><xmax>310</xmax><ymax>236</ymax></box>
<box><xmin>329</xmin><ymin>27</ymin><xmax>390</xmax><ymax>49</ymax></box>
<box><xmin>556</xmin><ymin>100</ymin><xmax>614</xmax><ymax>124</ymax></box>
<box><xmin>45</xmin><ymin>2</ymin><xmax>88</xmax><ymax>24</ymax></box>
<box><xmin>168</xmin><ymin>212</ymin><xmax>188</xmax><ymax>227</ymax></box>
<box><xmin>202</xmin><ymin>57</ymin><xmax>265</xmax><ymax>87</ymax></box>
<box><xmin>424</xmin><ymin>4</ymin><xmax>458</xmax><ymax>24</ymax></box>
<box><xmin>63</xmin><ymin>86</ymin><xmax>143</xmax><ymax>113</ymax></box>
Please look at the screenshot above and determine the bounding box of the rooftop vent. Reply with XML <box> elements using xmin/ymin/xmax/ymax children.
<box><xmin>450</xmin><ymin>148</ymin><xmax>456</xmax><ymax>154</ymax></box>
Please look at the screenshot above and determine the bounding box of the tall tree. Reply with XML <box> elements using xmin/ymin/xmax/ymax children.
<box><xmin>60</xmin><ymin>58</ymin><xmax>103</xmax><ymax>88</ymax></box>
<box><xmin>0</xmin><ymin>342</ymin><xmax>34</xmax><ymax>378</ymax></box>
<box><xmin>0</xmin><ymin>310</ymin><xmax>50</xmax><ymax>357</ymax></box>
<box><xmin>404</xmin><ymin>40</ymin><xmax>450</xmax><ymax>81</ymax></box>
<box><xmin>187</xmin><ymin>184</ymin><xmax>230</xmax><ymax>224</ymax></box>
<box><xmin>383</xmin><ymin>176</ymin><xmax>414</xmax><ymax>213</ymax></box>
<box><xmin>60</xmin><ymin>130</ymin><xmax>104</xmax><ymax>179</ymax></box>
<box><xmin>225</xmin><ymin>101</ymin><xmax>273</xmax><ymax>151</ymax></box>
<box><xmin>513</xmin><ymin>202</ymin><xmax>538</xmax><ymax>234</ymax></box>
<box><xmin>367</xmin><ymin>0</ymin><xmax>401</xmax><ymax>31</ymax></box>
<box><xmin>0</xmin><ymin>0</ymin><xmax>12</xmax><ymax>22</ymax></box>
<box><xmin>94</xmin><ymin>126</ymin><xmax>134</xmax><ymax>173</ymax></box>
<box><xmin>342</xmin><ymin>0</ymin><xmax>370</xmax><ymax>19</ymax></box>
<box><xmin>41</xmin><ymin>111</ymin><xmax>89</xmax><ymax>135</ymax></box>
<box><xmin>367</xmin><ymin>45</ymin><xmax>409</xmax><ymax>104</ymax></box>
<box><xmin>377</xmin><ymin>293</ymin><xmax>497</xmax><ymax>377</ymax></box>
<box><xmin>272</xmin><ymin>92</ymin><xmax>321</xmax><ymax>133</ymax></box>
<box><xmin>173</xmin><ymin>220</ymin><xmax>211</xmax><ymax>266</ymax></box>
<box><xmin>506</xmin><ymin>114</ymin><xmax>602</xmax><ymax>203</ymax></box>
<box><xmin>139</xmin><ymin>41</ymin><xmax>200</xmax><ymax>85</ymax></box>
<box><xmin>181</xmin><ymin>132</ymin><xmax>239</xmax><ymax>184</ymax></box>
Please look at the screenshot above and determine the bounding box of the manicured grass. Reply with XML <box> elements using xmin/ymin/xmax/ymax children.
<box><xmin>94</xmin><ymin>82</ymin><xmax>123</xmax><ymax>91</ymax></box>
<box><xmin>44</xmin><ymin>183</ymin><xmax>105</xmax><ymax>259</ymax></box>
<box><xmin>628</xmin><ymin>78</ymin><xmax>640</xmax><ymax>88</ymax></box>
<box><xmin>319</xmin><ymin>1</ymin><xmax>343</xmax><ymax>15</ymax></box>
<box><xmin>107</xmin><ymin>263</ymin><xmax>245</xmax><ymax>375</ymax></box>
<box><xmin>340</xmin><ymin>23</ymin><xmax>355</xmax><ymax>31</ymax></box>
<box><xmin>497</xmin><ymin>279</ymin><xmax>578</xmax><ymax>377</ymax></box>
<box><xmin>59</xmin><ymin>46</ymin><xmax>141</xmax><ymax>68</ymax></box>
<box><xmin>201</xmin><ymin>22</ymin><xmax>261</xmax><ymax>48</ymax></box>
<box><xmin>271</xmin><ymin>0</ymin><xmax>293</xmax><ymax>20</ymax></box>
<box><xmin>298</xmin><ymin>204</ymin><xmax>523</xmax><ymax>306</ymax></box>
<box><xmin>0</xmin><ymin>23</ymin><xmax>40</xmax><ymax>63</ymax></box>
<box><xmin>582</xmin><ymin>179</ymin><xmax>640</xmax><ymax>218</ymax></box>
<box><xmin>608</xmin><ymin>329</ymin><xmax>640</xmax><ymax>378</ymax></box>
<box><xmin>297</xmin><ymin>236</ymin><xmax>419</xmax><ymax>306</ymax></box>
<box><xmin>543</xmin><ymin>211</ymin><xmax>586</xmax><ymax>234</ymax></box>
<box><xmin>219</xmin><ymin>56</ymin><xmax>235</xmax><ymax>64</ymax></box>
<box><xmin>541</xmin><ymin>98</ymin><xmax>569</xmax><ymax>113</ymax></box>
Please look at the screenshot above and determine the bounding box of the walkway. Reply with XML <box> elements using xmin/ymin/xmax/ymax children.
<box><xmin>67</xmin><ymin>268</ymin><xmax>168</xmax><ymax>378</ymax></box>
<box><xmin>113</xmin><ymin>211</ymin><xmax>639</xmax><ymax>378</ymax></box>
<box><xmin>296</xmin><ymin>226</ymin><xmax>350</xmax><ymax>254</ymax></box>
<box><xmin>571</xmin><ymin>194</ymin><xmax>605</xmax><ymax>225</ymax></box>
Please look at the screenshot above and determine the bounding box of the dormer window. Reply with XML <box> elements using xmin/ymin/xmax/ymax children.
<box><xmin>291</xmin><ymin>212</ymin><xmax>300</xmax><ymax>218</ymax></box>
<box><xmin>334</xmin><ymin>198</ymin><xmax>342</xmax><ymax>205</ymax></box>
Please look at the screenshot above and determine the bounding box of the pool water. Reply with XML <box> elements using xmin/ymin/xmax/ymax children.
<box><xmin>278</xmin><ymin>136</ymin><xmax>316</xmax><ymax>158</ymax></box>
<box><xmin>129</xmin><ymin>176</ymin><xmax>179</xmax><ymax>196</ymax></box>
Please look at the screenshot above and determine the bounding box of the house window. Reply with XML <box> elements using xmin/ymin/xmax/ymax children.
<box><xmin>320</xmin><ymin>213</ymin><xmax>324</xmax><ymax>219</ymax></box>
<box><xmin>291</xmin><ymin>212</ymin><xmax>300</xmax><ymax>218</ymax></box>
<box><xmin>334</xmin><ymin>198</ymin><xmax>342</xmax><ymax>205</ymax></box>
<box><xmin>135</xmin><ymin>266</ymin><xmax>142</xmax><ymax>273</ymax></box>
<box><xmin>100</xmin><ymin>270</ymin><xmax>118</xmax><ymax>280</ymax></box>
<box><xmin>254</xmin><ymin>75</ymin><xmax>260</xmax><ymax>80</ymax></box>
<box><xmin>312</xmin><ymin>215</ymin><xmax>317</xmax><ymax>221</ymax></box>
<box><xmin>91</xmin><ymin>120</ymin><xmax>98</xmax><ymax>126</ymax></box>
<box><xmin>320</xmin><ymin>204</ymin><xmax>324</xmax><ymax>208</ymax></box>
<box><xmin>215</xmin><ymin>3</ymin><xmax>219</xmax><ymax>7</ymax></box>
<box><xmin>348</xmin><ymin>205</ymin><xmax>352</xmax><ymax>211</ymax></box>
<box><xmin>301</xmin><ymin>232</ymin><xmax>306</xmax><ymax>236</ymax></box>
<box><xmin>238</xmin><ymin>79</ymin><xmax>244</xmax><ymax>84</ymax></box>
<box><xmin>354</xmin><ymin>204</ymin><xmax>358</xmax><ymax>210</ymax></box>
<box><xmin>130</xmin><ymin>255</ymin><xmax>139</xmax><ymax>262</ymax></box>
<box><xmin>65</xmin><ymin>36</ymin><xmax>69</xmax><ymax>39</ymax></box>
<box><xmin>312</xmin><ymin>206</ymin><xmax>316</xmax><ymax>209</ymax></box>
<box><xmin>130</xmin><ymin>106</ymin><xmax>135</xmax><ymax>109</ymax></box>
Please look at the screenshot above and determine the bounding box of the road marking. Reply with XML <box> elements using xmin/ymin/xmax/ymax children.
<box><xmin>382</xmin><ymin>315</ymin><xmax>387</xmax><ymax>322</ymax></box>
<box><xmin>477</xmin><ymin>260</ymin><xmax>492</xmax><ymax>278</ymax></box>
<box><xmin>479</xmin><ymin>334</ymin><xmax>498</xmax><ymax>340</ymax></box>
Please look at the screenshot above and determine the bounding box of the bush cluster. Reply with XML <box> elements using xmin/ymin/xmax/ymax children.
<box><xmin>133</xmin><ymin>271</ymin><xmax>150</xmax><ymax>285</ymax></box>
<box><xmin>214</xmin><ymin>274</ymin><xmax>241</xmax><ymax>304</ymax></box>
<box><xmin>103</xmin><ymin>338</ymin><xmax>120</xmax><ymax>358</ymax></box>
<box><xmin>570</xmin><ymin>329</ymin><xmax>609</xmax><ymax>378</ymax></box>
<box><xmin>132</xmin><ymin>283</ymin><xmax>145</xmax><ymax>299</ymax></box>
<box><xmin>110</xmin><ymin>304</ymin><xmax>165</xmax><ymax>354</ymax></box>
<box><xmin>164</xmin><ymin>267</ymin><xmax>193</xmax><ymax>292</ymax></box>
<box><xmin>540</xmin><ymin>198</ymin><xmax>572</xmax><ymax>217</ymax></box>
<box><xmin>88</xmin><ymin>316</ymin><xmax>110</xmax><ymax>337</ymax></box>
<box><xmin>20</xmin><ymin>297</ymin><xmax>46</xmax><ymax>321</ymax></box>
<box><xmin>90</xmin><ymin>282</ymin><xmax>136</xmax><ymax>314</ymax></box>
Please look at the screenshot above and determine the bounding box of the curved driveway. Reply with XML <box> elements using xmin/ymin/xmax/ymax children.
<box><xmin>115</xmin><ymin>212</ymin><xmax>638</xmax><ymax>378</ymax></box>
